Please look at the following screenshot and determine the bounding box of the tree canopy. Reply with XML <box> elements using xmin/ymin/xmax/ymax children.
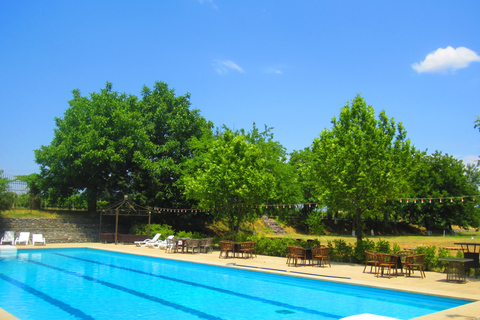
<box><xmin>35</xmin><ymin>82</ymin><xmax>211</xmax><ymax>212</ymax></box>
<box><xmin>310</xmin><ymin>95</ymin><xmax>421</xmax><ymax>245</ymax></box>
<box><xmin>180</xmin><ymin>124</ymin><xmax>300</xmax><ymax>235</ymax></box>
<box><xmin>405</xmin><ymin>151</ymin><xmax>480</xmax><ymax>230</ymax></box>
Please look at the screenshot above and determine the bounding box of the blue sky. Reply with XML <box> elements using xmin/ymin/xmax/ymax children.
<box><xmin>1</xmin><ymin>1</ymin><xmax>479</xmax><ymax>176</ymax></box>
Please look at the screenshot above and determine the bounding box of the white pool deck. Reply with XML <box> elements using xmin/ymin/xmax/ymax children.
<box><xmin>2</xmin><ymin>242</ymin><xmax>480</xmax><ymax>320</ymax></box>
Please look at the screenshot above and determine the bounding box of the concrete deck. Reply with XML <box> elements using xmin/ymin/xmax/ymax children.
<box><xmin>2</xmin><ymin>243</ymin><xmax>480</xmax><ymax>320</ymax></box>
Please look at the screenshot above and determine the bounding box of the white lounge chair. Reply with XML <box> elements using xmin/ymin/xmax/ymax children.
<box><xmin>32</xmin><ymin>234</ymin><xmax>46</xmax><ymax>245</ymax></box>
<box><xmin>14</xmin><ymin>232</ymin><xmax>31</xmax><ymax>245</ymax></box>
<box><xmin>1</xmin><ymin>231</ymin><xmax>15</xmax><ymax>245</ymax></box>
<box><xmin>152</xmin><ymin>235</ymin><xmax>175</xmax><ymax>249</ymax></box>
<box><xmin>165</xmin><ymin>237</ymin><xmax>178</xmax><ymax>253</ymax></box>
<box><xmin>134</xmin><ymin>233</ymin><xmax>161</xmax><ymax>247</ymax></box>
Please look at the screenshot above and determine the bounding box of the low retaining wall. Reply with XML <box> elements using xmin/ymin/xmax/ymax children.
<box><xmin>0</xmin><ymin>218</ymin><xmax>120</xmax><ymax>243</ymax></box>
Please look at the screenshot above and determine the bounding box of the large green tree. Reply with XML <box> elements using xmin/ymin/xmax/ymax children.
<box><xmin>35</xmin><ymin>82</ymin><xmax>211</xmax><ymax>212</ymax></box>
<box><xmin>310</xmin><ymin>95</ymin><xmax>420</xmax><ymax>246</ymax></box>
<box><xmin>180</xmin><ymin>124</ymin><xmax>300</xmax><ymax>235</ymax></box>
<box><xmin>406</xmin><ymin>151</ymin><xmax>480</xmax><ymax>230</ymax></box>
<box><xmin>131</xmin><ymin>82</ymin><xmax>212</xmax><ymax>209</ymax></box>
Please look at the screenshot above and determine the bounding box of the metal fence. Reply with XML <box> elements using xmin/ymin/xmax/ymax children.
<box><xmin>0</xmin><ymin>172</ymin><xmax>29</xmax><ymax>194</ymax></box>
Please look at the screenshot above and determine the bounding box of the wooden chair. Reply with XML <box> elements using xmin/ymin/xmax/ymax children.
<box><xmin>239</xmin><ymin>241</ymin><xmax>255</xmax><ymax>259</ymax></box>
<box><xmin>286</xmin><ymin>245</ymin><xmax>296</xmax><ymax>265</ymax></box>
<box><xmin>363</xmin><ymin>250</ymin><xmax>378</xmax><ymax>273</ymax></box>
<box><xmin>404</xmin><ymin>254</ymin><xmax>426</xmax><ymax>278</ymax></box>
<box><xmin>186</xmin><ymin>239</ymin><xmax>200</xmax><ymax>253</ymax></box>
<box><xmin>311</xmin><ymin>247</ymin><xmax>322</xmax><ymax>266</ymax></box>
<box><xmin>313</xmin><ymin>247</ymin><xmax>331</xmax><ymax>267</ymax></box>
<box><xmin>376</xmin><ymin>253</ymin><xmax>398</xmax><ymax>278</ymax></box>
<box><xmin>290</xmin><ymin>247</ymin><xmax>307</xmax><ymax>267</ymax></box>
<box><xmin>199</xmin><ymin>238</ymin><xmax>213</xmax><ymax>253</ymax></box>
<box><xmin>219</xmin><ymin>240</ymin><xmax>235</xmax><ymax>258</ymax></box>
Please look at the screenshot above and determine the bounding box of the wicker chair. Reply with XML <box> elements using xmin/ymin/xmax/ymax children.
<box><xmin>311</xmin><ymin>247</ymin><xmax>322</xmax><ymax>266</ymax></box>
<box><xmin>376</xmin><ymin>253</ymin><xmax>398</xmax><ymax>278</ymax></box>
<box><xmin>239</xmin><ymin>241</ymin><xmax>255</xmax><ymax>259</ymax></box>
<box><xmin>313</xmin><ymin>247</ymin><xmax>331</xmax><ymax>267</ymax></box>
<box><xmin>404</xmin><ymin>254</ymin><xmax>426</xmax><ymax>278</ymax></box>
<box><xmin>186</xmin><ymin>239</ymin><xmax>200</xmax><ymax>254</ymax></box>
<box><xmin>219</xmin><ymin>240</ymin><xmax>235</xmax><ymax>258</ymax></box>
<box><xmin>286</xmin><ymin>245</ymin><xmax>296</xmax><ymax>265</ymax></box>
<box><xmin>165</xmin><ymin>237</ymin><xmax>178</xmax><ymax>253</ymax></box>
<box><xmin>199</xmin><ymin>238</ymin><xmax>213</xmax><ymax>253</ymax></box>
<box><xmin>289</xmin><ymin>246</ymin><xmax>307</xmax><ymax>267</ymax></box>
<box><xmin>363</xmin><ymin>250</ymin><xmax>378</xmax><ymax>273</ymax></box>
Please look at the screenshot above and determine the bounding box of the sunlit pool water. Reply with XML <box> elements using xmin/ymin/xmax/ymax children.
<box><xmin>0</xmin><ymin>248</ymin><xmax>472</xmax><ymax>319</ymax></box>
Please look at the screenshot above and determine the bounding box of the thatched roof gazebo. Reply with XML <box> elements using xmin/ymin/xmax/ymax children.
<box><xmin>99</xmin><ymin>195</ymin><xmax>151</xmax><ymax>245</ymax></box>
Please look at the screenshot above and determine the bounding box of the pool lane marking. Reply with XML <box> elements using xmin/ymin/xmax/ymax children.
<box><xmin>231</xmin><ymin>264</ymin><xmax>351</xmax><ymax>279</ymax></box>
<box><xmin>18</xmin><ymin>258</ymin><xmax>224</xmax><ymax>320</ymax></box>
<box><xmin>53</xmin><ymin>253</ymin><xmax>340</xmax><ymax>319</ymax></box>
<box><xmin>0</xmin><ymin>273</ymin><xmax>95</xmax><ymax>320</ymax></box>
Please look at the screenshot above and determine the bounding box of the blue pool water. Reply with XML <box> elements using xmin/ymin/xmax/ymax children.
<box><xmin>0</xmin><ymin>248</ymin><xmax>471</xmax><ymax>320</ymax></box>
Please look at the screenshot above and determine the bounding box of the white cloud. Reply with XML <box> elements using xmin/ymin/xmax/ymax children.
<box><xmin>213</xmin><ymin>60</ymin><xmax>245</xmax><ymax>75</ymax></box>
<box><xmin>198</xmin><ymin>0</ymin><xmax>218</xmax><ymax>9</ymax></box>
<box><xmin>412</xmin><ymin>46</ymin><xmax>480</xmax><ymax>73</ymax></box>
<box><xmin>462</xmin><ymin>155</ymin><xmax>479</xmax><ymax>167</ymax></box>
<box><xmin>264</xmin><ymin>67</ymin><xmax>283</xmax><ymax>74</ymax></box>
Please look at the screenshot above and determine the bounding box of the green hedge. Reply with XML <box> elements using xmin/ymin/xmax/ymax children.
<box><xmin>130</xmin><ymin>223</ymin><xmax>206</xmax><ymax>240</ymax></box>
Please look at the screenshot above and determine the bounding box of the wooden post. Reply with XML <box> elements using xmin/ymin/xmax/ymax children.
<box><xmin>99</xmin><ymin>210</ymin><xmax>103</xmax><ymax>242</ymax></box>
<box><xmin>115</xmin><ymin>209</ymin><xmax>119</xmax><ymax>245</ymax></box>
<box><xmin>148</xmin><ymin>211</ymin><xmax>151</xmax><ymax>238</ymax></box>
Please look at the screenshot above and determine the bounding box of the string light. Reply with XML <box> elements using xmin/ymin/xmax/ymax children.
<box><xmin>148</xmin><ymin>195</ymin><xmax>479</xmax><ymax>213</ymax></box>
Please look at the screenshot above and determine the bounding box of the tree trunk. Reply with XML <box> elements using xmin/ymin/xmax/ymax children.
<box><xmin>355</xmin><ymin>208</ymin><xmax>363</xmax><ymax>246</ymax></box>
<box><xmin>86</xmin><ymin>188</ymin><xmax>97</xmax><ymax>213</ymax></box>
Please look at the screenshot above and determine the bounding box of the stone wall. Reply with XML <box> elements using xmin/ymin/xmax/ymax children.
<box><xmin>0</xmin><ymin>218</ymin><xmax>121</xmax><ymax>243</ymax></box>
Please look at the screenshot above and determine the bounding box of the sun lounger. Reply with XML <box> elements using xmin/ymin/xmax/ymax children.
<box><xmin>152</xmin><ymin>235</ymin><xmax>174</xmax><ymax>249</ymax></box>
<box><xmin>1</xmin><ymin>231</ymin><xmax>15</xmax><ymax>245</ymax></box>
<box><xmin>134</xmin><ymin>233</ymin><xmax>161</xmax><ymax>247</ymax></box>
<box><xmin>32</xmin><ymin>234</ymin><xmax>46</xmax><ymax>245</ymax></box>
<box><xmin>14</xmin><ymin>232</ymin><xmax>31</xmax><ymax>245</ymax></box>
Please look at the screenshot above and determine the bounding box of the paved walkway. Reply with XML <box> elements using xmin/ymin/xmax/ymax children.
<box><xmin>3</xmin><ymin>243</ymin><xmax>480</xmax><ymax>320</ymax></box>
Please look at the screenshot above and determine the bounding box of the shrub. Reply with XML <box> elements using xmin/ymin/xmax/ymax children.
<box><xmin>374</xmin><ymin>239</ymin><xmax>392</xmax><ymax>253</ymax></box>
<box><xmin>328</xmin><ymin>239</ymin><xmax>355</xmax><ymax>263</ymax></box>
<box><xmin>437</xmin><ymin>247</ymin><xmax>454</xmax><ymax>271</ymax></box>
<box><xmin>248</xmin><ymin>236</ymin><xmax>296</xmax><ymax>257</ymax></box>
<box><xmin>414</xmin><ymin>246</ymin><xmax>437</xmax><ymax>271</ymax></box>
<box><xmin>130</xmin><ymin>224</ymin><xmax>175</xmax><ymax>240</ymax></box>
<box><xmin>176</xmin><ymin>230</ymin><xmax>206</xmax><ymax>239</ymax></box>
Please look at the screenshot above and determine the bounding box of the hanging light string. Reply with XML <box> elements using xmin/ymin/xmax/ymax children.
<box><xmin>150</xmin><ymin>195</ymin><xmax>478</xmax><ymax>213</ymax></box>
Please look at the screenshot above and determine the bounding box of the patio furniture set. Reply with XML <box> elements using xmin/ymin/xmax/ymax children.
<box><xmin>134</xmin><ymin>233</ymin><xmax>213</xmax><ymax>254</ymax></box>
<box><xmin>363</xmin><ymin>250</ymin><xmax>426</xmax><ymax>279</ymax></box>
<box><xmin>286</xmin><ymin>245</ymin><xmax>331</xmax><ymax>267</ymax></box>
<box><xmin>437</xmin><ymin>242</ymin><xmax>480</xmax><ymax>282</ymax></box>
<box><xmin>218</xmin><ymin>240</ymin><xmax>257</xmax><ymax>259</ymax></box>
<box><xmin>1</xmin><ymin>231</ymin><xmax>46</xmax><ymax>246</ymax></box>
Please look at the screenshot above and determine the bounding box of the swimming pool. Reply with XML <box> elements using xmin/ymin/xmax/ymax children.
<box><xmin>0</xmin><ymin>248</ymin><xmax>471</xmax><ymax>319</ymax></box>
